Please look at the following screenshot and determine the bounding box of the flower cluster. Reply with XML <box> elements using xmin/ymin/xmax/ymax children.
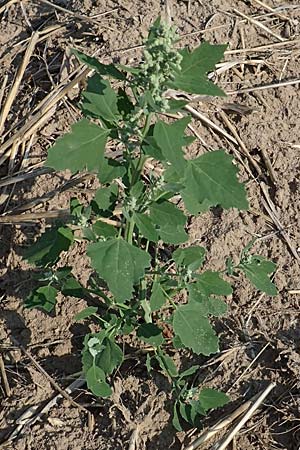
<box><xmin>138</xmin><ymin>19</ymin><xmax>182</xmax><ymax>111</ymax></box>
<box><xmin>120</xmin><ymin>19</ymin><xmax>182</xmax><ymax>151</ymax></box>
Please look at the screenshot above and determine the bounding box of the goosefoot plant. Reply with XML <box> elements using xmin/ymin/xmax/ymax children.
<box><xmin>24</xmin><ymin>18</ymin><xmax>277</xmax><ymax>430</ymax></box>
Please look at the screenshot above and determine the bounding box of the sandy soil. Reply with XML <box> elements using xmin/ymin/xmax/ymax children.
<box><xmin>1</xmin><ymin>1</ymin><xmax>300</xmax><ymax>449</ymax></box>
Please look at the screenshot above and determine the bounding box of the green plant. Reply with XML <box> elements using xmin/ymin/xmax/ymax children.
<box><xmin>23</xmin><ymin>18</ymin><xmax>277</xmax><ymax>430</ymax></box>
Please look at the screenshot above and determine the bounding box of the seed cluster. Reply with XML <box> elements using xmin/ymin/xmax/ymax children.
<box><xmin>138</xmin><ymin>20</ymin><xmax>182</xmax><ymax>111</ymax></box>
<box><xmin>120</xmin><ymin>19</ymin><xmax>182</xmax><ymax>150</ymax></box>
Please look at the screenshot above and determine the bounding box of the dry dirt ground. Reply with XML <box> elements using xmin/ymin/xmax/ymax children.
<box><xmin>1</xmin><ymin>1</ymin><xmax>300</xmax><ymax>449</ymax></box>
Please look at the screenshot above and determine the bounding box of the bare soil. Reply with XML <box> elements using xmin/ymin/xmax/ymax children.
<box><xmin>1</xmin><ymin>1</ymin><xmax>300</xmax><ymax>449</ymax></box>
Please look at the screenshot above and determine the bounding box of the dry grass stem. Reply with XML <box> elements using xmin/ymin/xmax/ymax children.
<box><xmin>0</xmin><ymin>209</ymin><xmax>122</xmax><ymax>227</ymax></box>
<box><xmin>4</xmin><ymin>376</ymin><xmax>86</xmax><ymax>444</ymax></box>
<box><xmin>181</xmin><ymin>25</ymin><xmax>226</xmax><ymax>38</ymax></box>
<box><xmin>36</xmin><ymin>0</ymin><xmax>118</xmax><ymax>23</ymax></box>
<box><xmin>183</xmin><ymin>391</ymin><xmax>263</xmax><ymax>450</ymax></box>
<box><xmin>227</xmin><ymin>343</ymin><xmax>270</xmax><ymax>393</ymax></box>
<box><xmin>0</xmin><ymin>166</ymin><xmax>51</xmax><ymax>188</ymax></box>
<box><xmin>213</xmin><ymin>59</ymin><xmax>267</xmax><ymax>77</ymax></box>
<box><xmin>20</xmin><ymin>0</ymin><xmax>32</xmax><ymax>30</ymax></box>
<box><xmin>233</xmin><ymin>9</ymin><xmax>285</xmax><ymax>42</ymax></box>
<box><xmin>0</xmin><ymin>0</ymin><xmax>17</xmax><ymax>14</ymax></box>
<box><xmin>0</xmin><ymin>65</ymin><xmax>91</xmax><ymax>160</ymax></box>
<box><xmin>218</xmin><ymin>110</ymin><xmax>263</xmax><ymax>176</ymax></box>
<box><xmin>227</xmin><ymin>78</ymin><xmax>300</xmax><ymax>95</ymax></box>
<box><xmin>0</xmin><ymin>209</ymin><xmax>71</xmax><ymax>222</ymax></box>
<box><xmin>15</xmin><ymin>24</ymin><xmax>66</xmax><ymax>48</ymax></box>
<box><xmin>0</xmin><ymin>32</ymin><xmax>39</xmax><ymax>137</ymax></box>
<box><xmin>128</xmin><ymin>426</ymin><xmax>140</xmax><ymax>450</ymax></box>
<box><xmin>288</xmin><ymin>290</ymin><xmax>300</xmax><ymax>294</ymax></box>
<box><xmin>251</xmin><ymin>0</ymin><xmax>292</xmax><ymax>23</ymax></box>
<box><xmin>3</xmin><ymin>173</ymin><xmax>93</xmax><ymax>215</ymax></box>
<box><xmin>0</xmin><ymin>354</ymin><xmax>11</xmax><ymax>397</ymax></box>
<box><xmin>0</xmin><ymin>74</ymin><xmax>8</xmax><ymax>114</ymax></box>
<box><xmin>260</xmin><ymin>182</ymin><xmax>300</xmax><ymax>263</ymax></box>
<box><xmin>245</xmin><ymin>292</ymin><xmax>265</xmax><ymax>328</ymax></box>
<box><xmin>259</xmin><ymin>147</ymin><xmax>277</xmax><ymax>184</ymax></box>
<box><xmin>10</xmin><ymin>337</ymin><xmax>88</xmax><ymax>413</ymax></box>
<box><xmin>212</xmin><ymin>382</ymin><xmax>276</xmax><ymax>450</ymax></box>
<box><xmin>184</xmin><ymin>105</ymin><xmax>238</xmax><ymax>145</ymax></box>
<box><xmin>225</xmin><ymin>38</ymin><xmax>300</xmax><ymax>55</ymax></box>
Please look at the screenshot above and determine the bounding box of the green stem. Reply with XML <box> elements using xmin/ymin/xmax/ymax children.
<box><xmin>142</xmin><ymin>112</ymin><xmax>153</xmax><ymax>140</ymax></box>
<box><xmin>93</xmin><ymin>313</ymin><xmax>111</xmax><ymax>327</ymax></box>
<box><xmin>130</xmin><ymin>112</ymin><xmax>153</xmax><ymax>187</ymax></box>
<box><xmin>162</xmin><ymin>287</ymin><xmax>178</xmax><ymax>310</ymax></box>
<box><xmin>125</xmin><ymin>215</ymin><xmax>135</xmax><ymax>244</ymax></box>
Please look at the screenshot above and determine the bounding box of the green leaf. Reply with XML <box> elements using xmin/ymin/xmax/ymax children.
<box><xmin>83</xmin><ymin>332</ymin><xmax>106</xmax><ymax>370</ymax></box>
<box><xmin>142</xmin><ymin>128</ymin><xmax>164</xmax><ymax>160</ymax></box>
<box><xmin>96</xmin><ymin>338</ymin><xmax>123</xmax><ymax>375</ymax></box>
<box><xmin>82</xmin><ymin>332</ymin><xmax>122</xmax><ymax>392</ymax></box>
<box><xmin>133</xmin><ymin>212</ymin><xmax>159</xmax><ymax>242</ymax></box>
<box><xmin>198</xmin><ymin>388</ymin><xmax>229</xmax><ymax>412</ymax></box>
<box><xmin>167</xmin><ymin>99</ymin><xmax>188</xmax><ymax>112</ymax></box>
<box><xmin>188</xmin><ymin>287</ymin><xmax>228</xmax><ymax>317</ymax></box>
<box><xmin>150</xmin><ymin>282</ymin><xmax>167</xmax><ymax>311</ymax></box>
<box><xmin>94</xmin><ymin>184</ymin><xmax>118</xmax><ymax>212</ymax></box>
<box><xmin>24</xmin><ymin>285</ymin><xmax>58</xmax><ymax>312</ymax></box>
<box><xmin>98</xmin><ymin>158</ymin><xmax>126</xmax><ymax>183</ymax></box>
<box><xmin>137</xmin><ymin>323</ymin><xmax>164</xmax><ymax>346</ymax></box>
<box><xmin>173</xmin><ymin>334</ymin><xmax>185</xmax><ymax>349</ymax></box>
<box><xmin>92</xmin><ymin>221</ymin><xmax>117</xmax><ymax>238</ymax></box>
<box><xmin>87</xmin><ymin>238</ymin><xmax>151</xmax><ymax>302</ymax></box>
<box><xmin>173</xmin><ymin>303</ymin><xmax>219</xmax><ymax>355</ymax></box>
<box><xmin>179</xmin><ymin>400</ymin><xmax>205</xmax><ymax>425</ymax></box>
<box><xmin>70</xmin><ymin>198</ymin><xmax>84</xmax><ymax>218</ymax></box>
<box><xmin>82</xmin><ymin>333</ymin><xmax>104</xmax><ymax>375</ymax></box>
<box><xmin>179</xmin><ymin>401</ymin><xmax>192</xmax><ymax>423</ymax></box>
<box><xmin>130</xmin><ymin>181</ymin><xmax>145</xmax><ymax>201</ymax></box>
<box><xmin>72</xmin><ymin>49</ymin><xmax>125</xmax><ymax>80</ymax></box>
<box><xmin>169</xmin><ymin>42</ymin><xmax>227</xmax><ymax>96</ymax></box>
<box><xmin>206</xmin><ymin>297</ymin><xmax>227</xmax><ymax>316</ymax></box>
<box><xmin>141</xmin><ymin>299</ymin><xmax>152</xmax><ymax>323</ymax></box>
<box><xmin>117</xmin><ymin>88</ymin><xmax>134</xmax><ymax>118</ymax></box>
<box><xmin>153</xmin><ymin>117</ymin><xmax>190</xmax><ymax>174</ymax></box>
<box><xmin>75</xmin><ymin>306</ymin><xmax>98</xmax><ymax>321</ymax></box>
<box><xmin>81</xmin><ymin>74</ymin><xmax>120</xmax><ymax>123</ymax></box>
<box><xmin>24</xmin><ymin>226</ymin><xmax>74</xmax><ymax>267</ymax></box>
<box><xmin>181</xmin><ymin>150</ymin><xmax>248</xmax><ymax>214</ymax></box>
<box><xmin>116</xmin><ymin>64</ymin><xmax>140</xmax><ymax>75</ymax></box>
<box><xmin>149</xmin><ymin>201</ymin><xmax>188</xmax><ymax>244</ymax></box>
<box><xmin>156</xmin><ymin>350</ymin><xmax>178</xmax><ymax>378</ymax></box>
<box><xmin>226</xmin><ymin>257</ymin><xmax>235</xmax><ymax>276</ymax></box>
<box><xmin>86</xmin><ymin>365</ymin><xmax>112</xmax><ymax>397</ymax></box>
<box><xmin>146</xmin><ymin>353</ymin><xmax>153</xmax><ymax>374</ymax></box>
<box><xmin>194</xmin><ymin>271</ymin><xmax>232</xmax><ymax>296</ymax></box>
<box><xmin>178</xmin><ymin>365</ymin><xmax>199</xmax><ymax>379</ymax></box>
<box><xmin>172</xmin><ymin>402</ymin><xmax>183</xmax><ymax>431</ymax></box>
<box><xmin>46</xmin><ymin>119</ymin><xmax>109</xmax><ymax>173</ymax></box>
<box><xmin>61</xmin><ymin>276</ymin><xmax>85</xmax><ymax>298</ymax></box>
<box><xmin>239</xmin><ymin>255</ymin><xmax>277</xmax><ymax>296</ymax></box>
<box><xmin>163</xmin><ymin>165</ymin><xmax>183</xmax><ymax>186</ymax></box>
<box><xmin>82</xmin><ymin>227</ymin><xmax>96</xmax><ymax>241</ymax></box>
<box><xmin>173</xmin><ymin>246</ymin><xmax>206</xmax><ymax>271</ymax></box>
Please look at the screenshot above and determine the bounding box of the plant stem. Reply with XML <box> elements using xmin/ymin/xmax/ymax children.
<box><xmin>125</xmin><ymin>215</ymin><xmax>135</xmax><ymax>244</ymax></box>
<box><xmin>130</xmin><ymin>112</ymin><xmax>153</xmax><ymax>188</ymax></box>
<box><xmin>142</xmin><ymin>112</ymin><xmax>153</xmax><ymax>140</ymax></box>
<box><xmin>162</xmin><ymin>287</ymin><xmax>178</xmax><ymax>310</ymax></box>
